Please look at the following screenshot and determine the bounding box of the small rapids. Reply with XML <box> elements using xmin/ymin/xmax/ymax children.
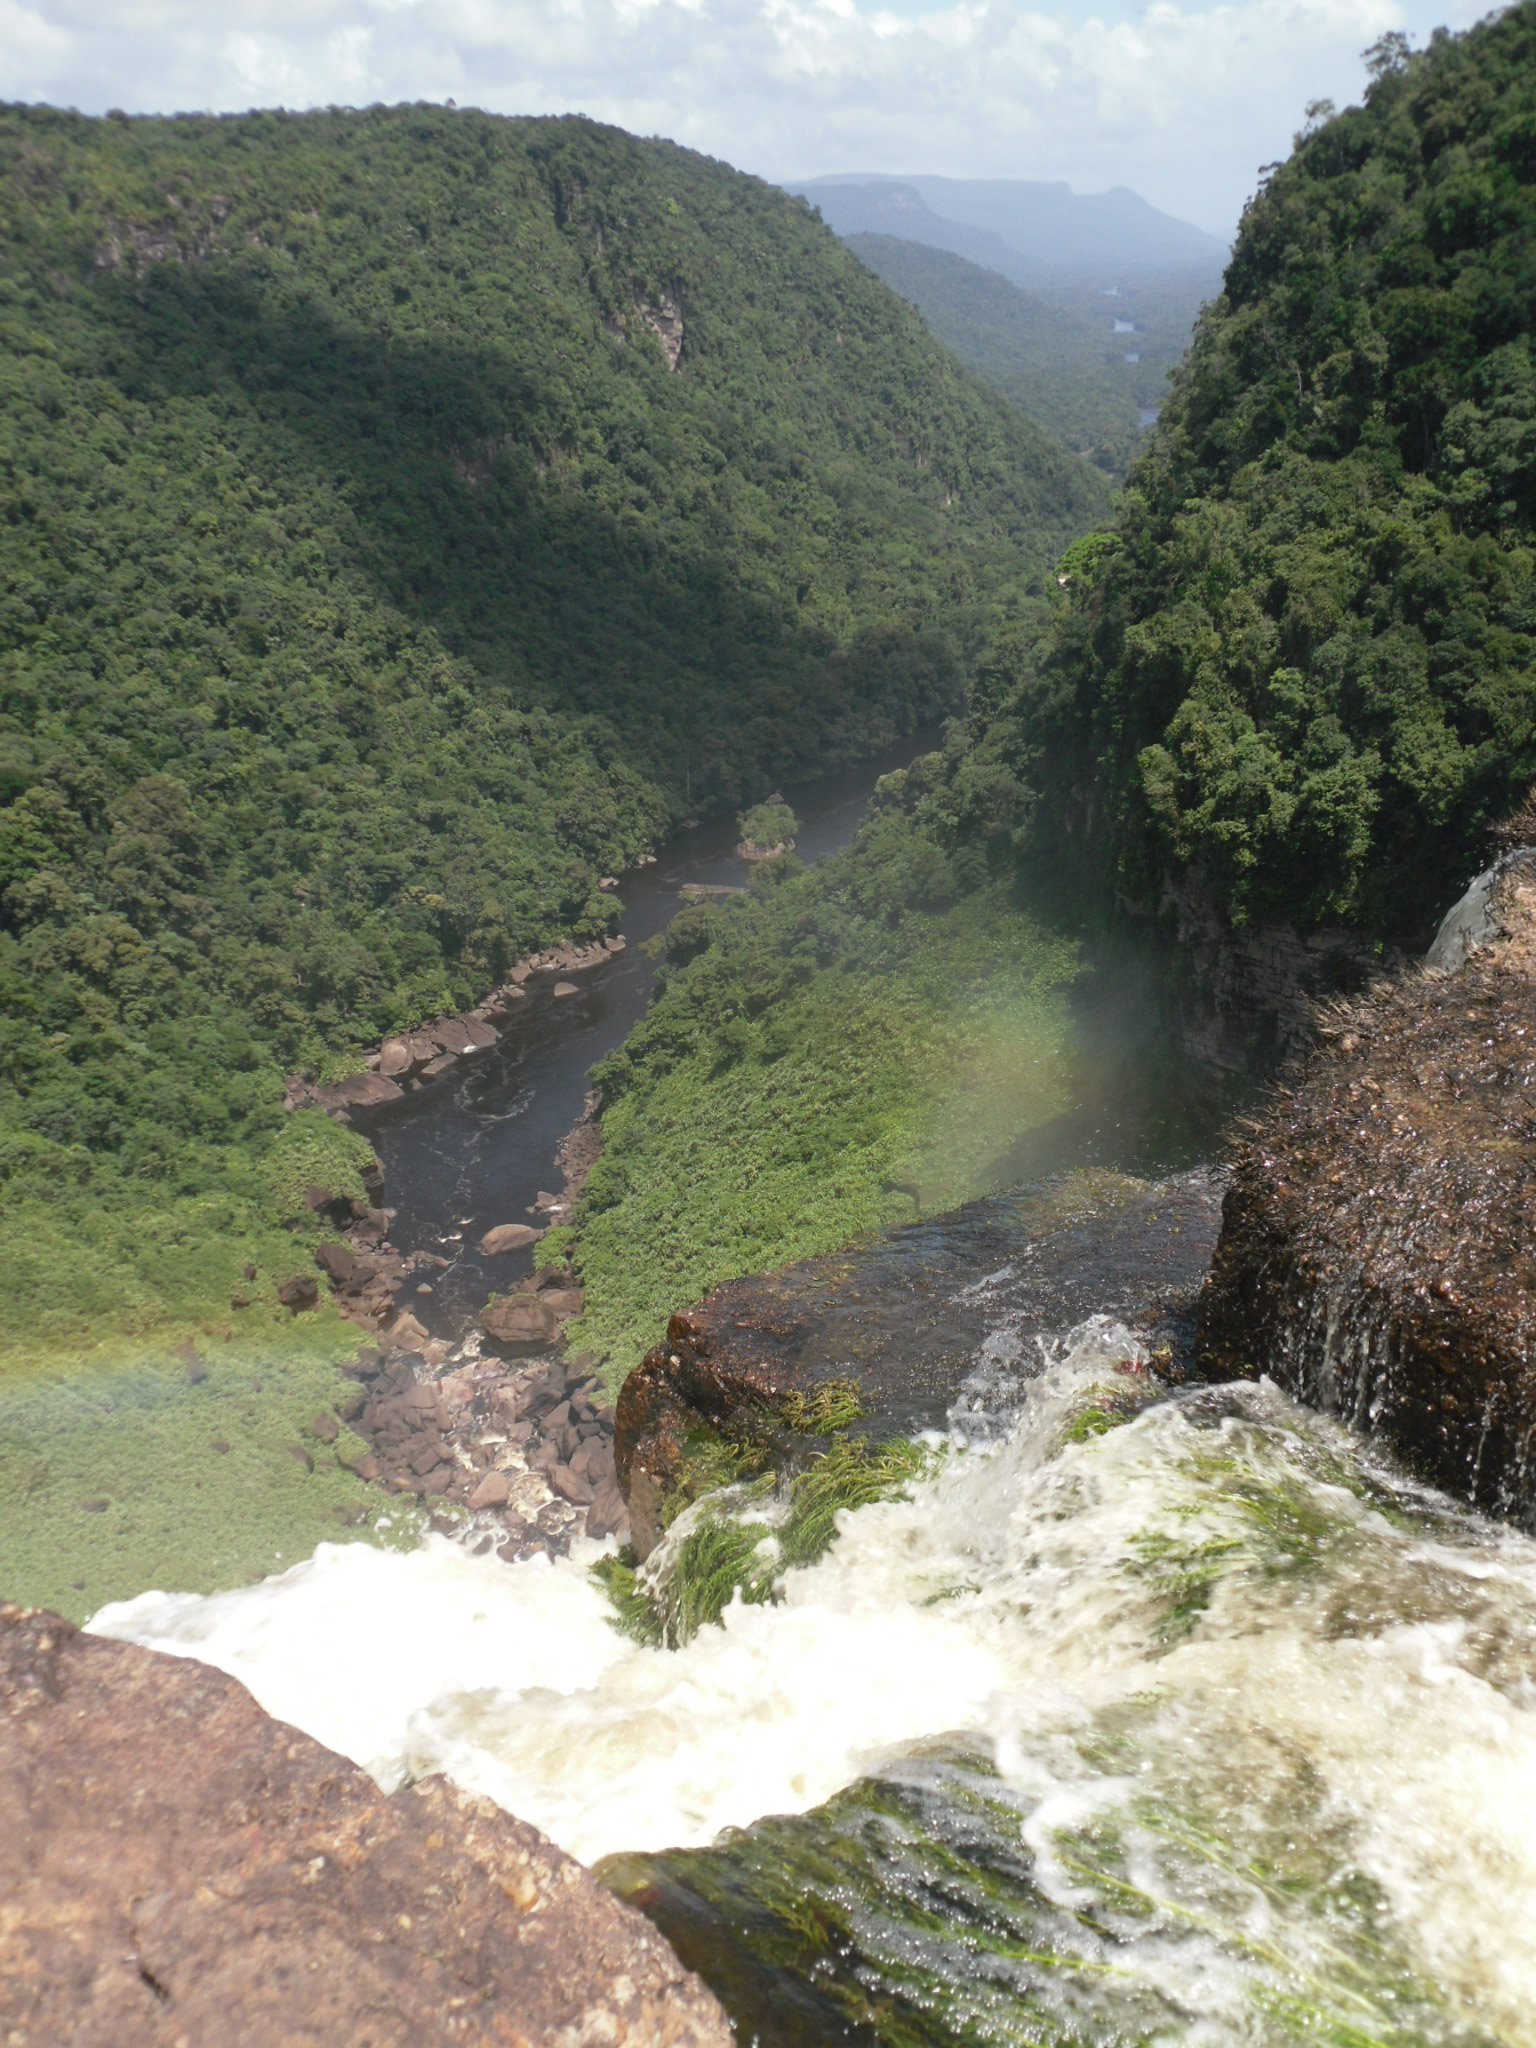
<box><xmin>94</xmin><ymin>1317</ymin><xmax>1536</xmax><ymax>2045</ymax></box>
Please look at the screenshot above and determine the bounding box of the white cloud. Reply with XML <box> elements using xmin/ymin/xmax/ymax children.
<box><xmin>0</xmin><ymin>0</ymin><xmax>1491</xmax><ymax>235</ymax></box>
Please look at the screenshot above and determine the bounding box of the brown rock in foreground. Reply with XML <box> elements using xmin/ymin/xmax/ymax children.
<box><xmin>0</xmin><ymin>1603</ymin><xmax>729</xmax><ymax>2048</ymax></box>
<box><xmin>1197</xmin><ymin>854</ymin><xmax>1536</xmax><ymax>1523</ymax></box>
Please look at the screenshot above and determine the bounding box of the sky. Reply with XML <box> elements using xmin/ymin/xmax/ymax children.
<box><xmin>0</xmin><ymin>0</ymin><xmax>1495</xmax><ymax>236</ymax></box>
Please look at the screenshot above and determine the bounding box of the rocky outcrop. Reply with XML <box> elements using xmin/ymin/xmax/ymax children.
<box><xmin>639</xmin><ymin>294</ymin><xmax>684</xmax><ymax>370</ymax></box>
<box><xmin>1197</xmin><ymin>852</ymin><xmax>1536</xmax><ymax>1522</ymax></box>
<box><xmin>1149</xmin><ymin>867</ymin><xmax>1396</xmax><ymax>1075</ymax></box>
<box><xmin>0</xmin><ymin>1602</ymin><xmax>727</xmax><ymax>2048</ymax></box>
<box><xmin>284</xmin><ymin>936</ymin><xmax>627</xmax><ymax>1118</ymax></box>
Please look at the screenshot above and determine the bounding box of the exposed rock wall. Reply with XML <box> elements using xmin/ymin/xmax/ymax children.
<box><xmin>1149</xmin><ymin>869</ymin><xmax>1395</xmax><ymax>1076</ymax></box>
<box><xmin>1197</xmin><ymin>856</ymin><xmax>1536</xmax><ymax>1521</ymax></box>
<box><xmin>0</xmin><ymin>1602</ymin><xmax>729</xmax><ymax>2048</ymax></box>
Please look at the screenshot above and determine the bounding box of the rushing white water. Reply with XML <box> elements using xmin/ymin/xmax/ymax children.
<box><xmin>94</xmin><ymin>1317</ymin><xmax>1536</xmax><ymax>2042</ymax></box>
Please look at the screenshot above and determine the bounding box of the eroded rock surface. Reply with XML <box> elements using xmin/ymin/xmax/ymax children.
<box><xmin>0</xmin><ymin>1603</ymin><xmax>729</xmax><ymax>2048</ymax></box>
<box><xmin>1198</xmin><ymin>853</ymin><xmax>1536</xmax><ymax>1521</ymax></box>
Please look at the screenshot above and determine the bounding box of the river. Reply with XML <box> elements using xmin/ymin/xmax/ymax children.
<box><xmin>88</xmin><ymin>744</ymin><xmax>1536</xmax><ymax>2045</ymax></box>
<box><xmin>358</xmin><ymin>728</ymin><xmax>953</xmax><ymax>1338</ymax></box>
<box><xmin>352</xmin><ymin>728</ymin><xmax>1217</xmax><ymax>1339</ymax></box>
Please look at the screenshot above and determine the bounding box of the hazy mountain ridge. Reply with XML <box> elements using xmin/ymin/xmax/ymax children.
<box><xmin>794</xmin><ymin>173</ymin><xmax>1228</xmax><ymax>281</ymax></box>
<box><xmin>791</xmin><ymin>171</ymin><xmax>1227</xmax><ymax>436</ymax></box>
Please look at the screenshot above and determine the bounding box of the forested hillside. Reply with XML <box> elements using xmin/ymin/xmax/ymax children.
<box><xmin>847</xmin><ymin>234</ymin><xmax>1145</xmax><ymax>474</ymax></box>
<box><xmin>1018</xmin><ymin>6</ymin><xmax>1536</xmax><ymax>941</ymax></box>
<box><xmin>0</xmin><ymin>102</ymin><xmax>1102</xmax><ymax>1356</ymax></box>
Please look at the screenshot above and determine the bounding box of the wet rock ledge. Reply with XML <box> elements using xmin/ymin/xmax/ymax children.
<box><xmin>0</xmin><ymin>1603</ymin><xmax>729</xmax><ymax>2048</ymax></box>
<box><xmin>1198</xmin><ymin>849</ymin><xmax>1536</xmax><ymax>1523</ymax></box>
<box><xmin>618</xmin><ymin>1172</ymin><xmax>1225</xmax><ymax>1559</ymax></box>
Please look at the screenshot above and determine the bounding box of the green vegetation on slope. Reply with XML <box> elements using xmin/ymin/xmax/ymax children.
<box><xmin>556</xmin><ymin>739</ymin><xmax>1080</xmax><ymax>1374</ymax></box>
<box><xmin>0</xmin><ymin>1318</ymin><xmax>409</xmax><ymax>1621</ymax></box>
<box><xmin>1018</xmin><ymin>10</ymin><xmax>1536</xmax><ymax>941</ymax></box>
<box><xmin>847</xmin><ymin>233</ymin><xmax>1146</xmax><ymax>475</ymax></box>
<box><xmin>0</xmin><ymin>101</ymin><xmax>1103</xmax><ymax>1361</ymax></box>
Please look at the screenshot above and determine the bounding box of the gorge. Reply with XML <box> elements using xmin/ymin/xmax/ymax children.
<box><xmin>5</xmin><ymin>7</ymin><xmax>1536</xmax><ymax>2043</ymax></box>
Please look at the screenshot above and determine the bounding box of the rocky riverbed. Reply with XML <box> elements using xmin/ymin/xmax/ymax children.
<box><xmin>339</xmin><ymin>1344</ymin><xmax>630</xmax><ymax>1554</ymax></box>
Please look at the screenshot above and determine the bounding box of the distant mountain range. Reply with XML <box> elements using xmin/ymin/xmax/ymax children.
<box><xmin>787</xmin><ymin>175</ymin><xmax>1228</xmax><ymax>289</ymax></box>
<box><xmin>788</xmin><ymin>177</ymin><xmax>1230</xmax><ymax>464</ymax></box>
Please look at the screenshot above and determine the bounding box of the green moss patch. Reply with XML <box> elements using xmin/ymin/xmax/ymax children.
<box><xmin>597</xmin><ymin>1430</ymin><xmax>936</xmax><ymax>1649</ymax></box>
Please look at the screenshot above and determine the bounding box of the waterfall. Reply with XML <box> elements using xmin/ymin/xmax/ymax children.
<box><xmin>94</xmin><ymin>1305</ymin><xmax>1536</xmax><ymax>2041</ymax></box>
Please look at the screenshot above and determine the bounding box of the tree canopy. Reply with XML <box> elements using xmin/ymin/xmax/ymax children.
<box><xmin>0</xmin><ymin>101</ymin><xmax>1102</xmax><ymax>1353</ymax></box>
<box><xmin>1016</xmin><ymin>3</ymin><xmax>1536</xmax><ymax>939</ymax></box>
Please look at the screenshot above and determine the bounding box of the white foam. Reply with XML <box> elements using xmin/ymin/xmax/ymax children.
<box><xmin>92</xmin><ymin>1320</ymin><xmax>1536</xmax><ymax>2036</ymax></box>
<box><xmin>91</xmin><ymin>1537</ymin><xmax>630</xmax><ymax>1792</ymax></box>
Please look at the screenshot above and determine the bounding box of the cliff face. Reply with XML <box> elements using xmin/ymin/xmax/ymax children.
<box><xmin>1149</xmin><ymin>870</ymin><xmax>1395</xmax><ymax>1075</ymax></box>
<box><xmin>0</xmin><ymin>1602</ymin><xmax>730</xmax><ymax>2048</ymax></box>
<box><xmin>1197</xmin><ymin>853</ymin><xmax>1536</xmax><ymax>1521</ymax></box>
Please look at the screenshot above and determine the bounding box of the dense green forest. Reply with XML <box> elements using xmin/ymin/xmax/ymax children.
<box><xmin>0</xmin><ymin>101</ymin><xmax>1104</xmax><ymax>1361</ymax></box>
<box><xmin>1016</xmin><ymin>5</ymin><xmax>1536</xmax><ymax>940</ymax></box>
<box><xmin>846</xmin><ymin>234</ymin><xmax>1146</xmax><ymax>475</ymax></box>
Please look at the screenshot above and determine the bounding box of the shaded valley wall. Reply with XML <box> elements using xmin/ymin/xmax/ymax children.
<box><xmin>1147</xmin><ymin>869</ymin><xmax>1398</xmax><ymax>1078</ymax></box>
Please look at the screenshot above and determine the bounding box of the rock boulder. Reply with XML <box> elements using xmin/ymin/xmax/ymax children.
<box><xmin>0</xmin><ymin>1603</ymin><xmax>729</xmax><ymax>2048</ymax></box>
<box><xmin>480</xmin><ymin>1222</ymin><xmax>544</xmax><ymax>1255</ymax></box>
<box><xmin>483</xmin><ymin>1295</ymin><xmax>561</xmax><ymax>1347</ymax></box>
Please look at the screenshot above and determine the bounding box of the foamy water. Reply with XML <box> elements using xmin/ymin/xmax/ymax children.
<box><xmin>93</xmin><ymin>1320</ymin><xmax>1536</xmax><ymax>2040</ymax></box>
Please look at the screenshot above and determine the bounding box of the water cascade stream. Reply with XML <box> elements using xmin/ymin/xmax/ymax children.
<box><xmin>97</xmin><ymin>1296</ymin><xmax>1536</xmax><ymax>2044</ymax></box>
